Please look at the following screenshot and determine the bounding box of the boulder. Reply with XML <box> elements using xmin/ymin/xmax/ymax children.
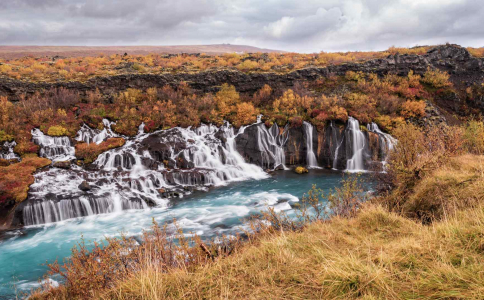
<box><xmin>78</xmin><ymin>180</ymin><xmax>91</xmax><ymax>191</ymax></box>
<box><xmin>274</xmin><ymin>164</ymin><xmax>285</xmax><ymax>171</ymax></box>
<box><xmin>53</xmin><ymin>161</ymin><xmax>71</xmax><ymax>169</ymax></box>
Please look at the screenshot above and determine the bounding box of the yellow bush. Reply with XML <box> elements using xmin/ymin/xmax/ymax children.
<box><xmin>215</xmin><ymin>84</ymin><xmax>240</xmax><ymax>117</ymax></box>
<box><xmin>295</xmin><ymin>166</ymin><xmax>308</xmax><ymax>174</ymax></box>
<box><xmin>47</xmin><ymin>125</ymin><xmax>68</xmax><ymax>136</ymax></box>
<box><xmin>400</xmin><ymin>100</ymin><xmax>426</xmax><ymax>118</ymax></box>
<box><xmin>422</xmin><ymin>67</ymin><xmax>452</xmax><ymax>88</ymax></box>
<box><xmin>236</xmin><ymin>60</ymin><xmax>259</xmax><ymax>71</ymax></box>
<box><xmin>233</xmin><ymin>102</ymin><xmax>258</xmax><ymax>127</ymax></box>
<box><xmin>463</xmin><ymin>120</ymin><xmax>484</xmax><ymax>154</ymax></box>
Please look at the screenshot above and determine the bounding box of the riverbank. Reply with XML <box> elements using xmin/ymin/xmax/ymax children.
<box><xmin>0</xmin><ymin>169</ymin><xmax>354</xmax><ymax>298</ymax></box>
<box><xmin>36</xmin><ymin>154</ymin><xmax>484</xmax><ymax>299</ymax></box>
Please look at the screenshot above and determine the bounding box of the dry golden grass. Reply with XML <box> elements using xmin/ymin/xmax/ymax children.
<box><xmin>103</xmin><ymin>205</ymin><xmax>484</xmax><ymax>299</ymax></box>
<box><xmin>92</xmin><ymin>155</ymin><xmax>484</xmax><ymax>300</ymax></box>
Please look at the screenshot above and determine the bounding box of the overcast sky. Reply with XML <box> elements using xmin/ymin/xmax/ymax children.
<box><xmin>0</xmin><ymin>0</ymin><xmax>482</xmax><ymax>53</ymax></box>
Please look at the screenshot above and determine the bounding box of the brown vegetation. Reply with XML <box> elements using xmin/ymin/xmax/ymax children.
<box><xmin>2</xmin><ymin>45</ymin><xmax>477</xmax><ymax>83</ymax></box>
<box><xmin>0</xmin><ymin>154</ymin><xmax>50</xmax><ymax>205</ymax></box>
<box><xmin>0</xmin><ymin>65</ymin><xmax>457</xmax><ymax>206</ymax></box>
<box><xmin>75</xmin><ymin>138</ymin><xmax>125</xmax><ymax>164</ymax></box>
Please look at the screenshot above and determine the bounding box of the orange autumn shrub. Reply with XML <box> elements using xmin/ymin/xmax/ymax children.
<box><xmin>374</xmin><ymin>115</ymin><xmax>405</xmax><ymax>133</ymax></box>
<box><xmin>0</xmin><ymin>45</ymin><xmax>447</xmax><ymax>83</ymax></box>
<box><xmin>421</xmin><ymin>67</ymin><xmax>452</xmax><ymax>89</ymax></box>
<box><xmin>400</xmin><ymin>100</ymin><xmax>426</xmax><ymax>118</ymax></box>
<box><xmin>232</xmin><ymin>102</ymin><xmax>258</xmax><ymax>127</ymax></box>
<box><xmin>75</xmin><ymin>138</ymin><xmax>125</xmax><ymax>164</ymax></box>
<box><xmin>0</xmin><ymin>154</ymin><xmax>51</xmax><ymax>205</ymax></box>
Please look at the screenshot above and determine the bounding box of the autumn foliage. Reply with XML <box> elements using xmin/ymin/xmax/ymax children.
<box><xmin>0</xmin><ymin>154</ymin><xmax>50</xmax><ymax>205</ymax></box>
<box><xmin>1</xmin><ymin>45</ymin><xmax>478</xmax><ymax>83</ymax></box>
<box><xmin>75</xmin><ymin>138</ymin><xmax>126</xmax><ymax>164</ymax></box>
<box><xmin>0</xmin><ymin>52</ymin><xmax>457</xmax><ymax>206</ymax></box>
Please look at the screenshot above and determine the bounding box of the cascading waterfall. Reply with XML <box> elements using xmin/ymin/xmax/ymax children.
<box><xmin>178</xmin><ymin>123</ymin><xmax>268</xmax><ymax>184</ymax></box>
<box><xmin>367</xmin><ymin>122</ymin><xmax>397</xmax><ymax>165</ymax></box>
<box><xmin>256</xmin><ymin>123</ymin><xmax>289</xmax><ymax>170</ymax></box>
<box><xmin>22</xmin><ymin>121</ymin><xmax>268</xmax><ymax>226</ymax></box>
<box><xmin>76</xmin><ymin>119</ymin><xmax>118</xmax><ymax>144</ymax></box>
<box><xmin>22</xmin><ymin>194</ymin><xmax>147</xmax><ymax>226</ymax></box>
<box><xmin>345</xmin><ymin>117</ymin><xmax>366</xmax><ymax>172</ymax></box>
<box><xmin>0</xmin><ymin>141</ymin><xmax>19</xmax><ymax>160</ymax></box>
<box><xmin>32</xmin><ymin>128</ymin><xmax>75</xmax><ymax>161</ymax></box>
<box><xmin>329</xmin><ymin>122</ymin><xmax>344</xmax><ymax>170</ymax></box>
<box><xmin>303</xmin><ymin>121</ymin><xmax>319</xmax><ymax>168</ymax></box>
<box><xmin>20</xmin><ymin>118</ymin><xmax>397</xmax><ymax>226</ymax></box>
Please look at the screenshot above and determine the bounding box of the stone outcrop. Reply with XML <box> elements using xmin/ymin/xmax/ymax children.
<box><xmin>1</xmin><ymin>45</ymin><xmax>482</xmax><ymax>102</ymax></box>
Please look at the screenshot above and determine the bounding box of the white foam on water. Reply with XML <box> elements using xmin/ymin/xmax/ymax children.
<box><xmin>31</xmin><ymin>128</ymin><xmax>75</xmax><ymax>162</ymax></box>
<box><xmin>0</xmin><ymin>141</ymin><xmax>19</xmax><ymax>160</ymax></box>
<box><xmin>75</xmin><ymin>119</ymin><xmax>118</xmax><ymax>144</ymax></box>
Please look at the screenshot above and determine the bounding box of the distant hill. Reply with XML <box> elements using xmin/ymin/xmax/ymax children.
<box><xmin>0</xmin><ymin>44</ymin><xmax>285</xmax><ymax>59</ymax></box>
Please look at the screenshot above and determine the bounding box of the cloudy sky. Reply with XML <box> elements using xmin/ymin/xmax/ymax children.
<box><xmin>0</xmin><ymin>0</ymin><xmax>482</xmax><ymax>52</ymax></box>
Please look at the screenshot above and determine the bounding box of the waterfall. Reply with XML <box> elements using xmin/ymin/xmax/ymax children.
<box><xmin>345</xmin><ymin>117</ymin><xmax>366</xmax><ymax>172</ymax></box>
<box><xmin>22</xmin><ymin>121</ymin><xmax>269</xmax><ymax>226</ymax></box>
<box><xmin>32</xmin><ymin>128</ymin><xmax>75</xmax><ymax>162</ymax></box>
<box><xmin>22</xmin><ymin>118</ymin><xmax>397</xmax><ymax>226</ymax></box>
<box><xmin>76</xmin><ymin>119</ymin><xmax>117</xmax><ymax>145</ymax></box>
<box><xmin>0</xmin><ymin>141</ymin><xmax>19</xmax><ymax>160</ymax></box>
<box><xmin>329</xmin><ymin>122</ymin><xmax>344</xmax><ymax>170</ymax></box>
<box><xmin>303</xmin><ymin>122</ymin><xmax>319</xmax><ymax>168</ymax></box>
<box><xmin>367</xmin><ymin>122</ymin><xmax>397</xmax><ymax>166</ymax></box>
<box><xmin>255</xmin><ymin>123</ymin><xmax>289</xmax><ymax>170</ymax></box>
<box><xmin>178</xmin><ymin>123</ymin><xmax>267</xmax><ymax>183</ymax></box>
<box><xmin>22</xmin><ymin>194</ymin><xmax>147</xmax><ymax>226</ymax></box>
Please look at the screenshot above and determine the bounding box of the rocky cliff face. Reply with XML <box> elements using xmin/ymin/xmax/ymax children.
<box><xmin>235</xmin><ymin>119</ymin><xmax>394</xmax><ymax>171</ymax></box>
<box><xmin>9</xmin><ymin>118</ymin><xmax>394</xmax><ymax>227</ymax></box>
<box><xmin>1</xmin><ymin>44</ymin><xmax>482</xmax><ymax>102</ymax></box>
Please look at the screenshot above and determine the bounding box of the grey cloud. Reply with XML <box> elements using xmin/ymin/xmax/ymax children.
<box><xmin>0</xmin><ymin>0</ymin><xmax>482</xmax><ymax>52</ymax></box>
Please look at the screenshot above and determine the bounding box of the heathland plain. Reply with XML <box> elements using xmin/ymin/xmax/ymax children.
<box><xmin>0</xmin><ymin>44</ymin><xmax>484</xmax><ymax>298</ymax></box>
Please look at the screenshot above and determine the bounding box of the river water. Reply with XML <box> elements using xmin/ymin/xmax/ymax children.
<box><xmin>0</xmin><ymin>169</ymin><xmax>360</xmax><ymax>298</ymax></box>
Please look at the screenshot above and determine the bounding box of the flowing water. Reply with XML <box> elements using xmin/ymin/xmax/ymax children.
<box><xmin>0</xmin><ymin>118</ymin><xmax>394</xmax><ymax>297</ymax></box>
<box><xmin>345</xmin><ymin>117</ymin><xmax>367</xmax><ymax>172</ymax></box>
<box><xmin>303</xmin><ymin>121</ymin><xmax>319</xmax><ymax>168</ymax></box>
<box><xmin>0</xmin><ymin>141</ymin><xmax>19</xmax><ymax>160</ymax></box>
<box><xmin>256</xmin><ymin>123</ymin><xmax>289</xmax><ymax>170</ymax></box>
<box><xmin>0</xmin><ymin>170</ymin><xmax>354</xmax><ymax>298</ymax></box>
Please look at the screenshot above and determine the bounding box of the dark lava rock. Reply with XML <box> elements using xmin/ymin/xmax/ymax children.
<box><xmin>2</xmin><ymin>45</ymin><xmax>483</xmax><ymax>117</ymax></box>
<box><xmin>78</xmin><ymin>180</ymin><xmax>91</xmax><ymax>191</ymax></box>
<box><xmin>53</xmin><ymin>161</ymin><xmax>71</xmax><ymax>169</ymax></box>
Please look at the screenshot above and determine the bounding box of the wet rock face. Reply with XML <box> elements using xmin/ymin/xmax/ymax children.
<box><xmin>78</xmin><ymin>180</ymin><xmax>91</xmax><ymax>191</ymax></box>
<box><xmin>235</xmin><ymin>124</ymin><xmax>268</xmax><ymax>167</ymax></box>
<box><xmin>53</xmin><ymin>161</ymin><xmax>71</xmax><ymax>169</ymax></box>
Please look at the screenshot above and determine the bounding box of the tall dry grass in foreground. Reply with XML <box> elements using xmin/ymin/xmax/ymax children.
<box><xmin>102</xmin><ymin>155</ymin><xmax>484</xmax><ymax>300</ymax></box>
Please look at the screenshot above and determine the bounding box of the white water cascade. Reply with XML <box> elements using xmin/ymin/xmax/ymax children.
<box><xmin>329</xmin><ymin>122</ymin><xmax>344</xmax><ymax>170</ymax></box>
<box><xmin>20</xmin><ymin>118</ymin><xmax>397</xmax><ymax>226</ymax></box>
<box><xmin>22</xmin><ymin>194</ymin><xmax>147</xmax><ymax>226</ymax></box>
<box><xmin>255</xmin><ymin>123</ymin><xmax>289</xmax><ymax>170</ymax></box>
<box><xmin>367</xmin><ymin>122</ymin><xmax>397</xmax><ymax>166</ymax></box>
<box><xmin>76</xmin><ymin>119</ymin><xmax>118</xmax><ymax>144</ymax></box>
<box><xmin>303</xmin><ymin>121</ymin><xmax>319</xmax><ymax>168</ymax></box>
<box><xmin>345</xmin><ymin>117</ymin><xmax>366</xmax><ymax>172</ymax></box>
<box><xmin>0</xmin><ymin>141</ymin><xmax>19</xmax><ymax>160</ymax></box>
<box><xmin>32</xmin><ymin>128</ymin><xmax>75</xmax><ymax>162</ymax></box>
<box><xmin>22</xmin><ymin>122</ymin><xmax>269</xmax><ymax>226</ymax></box>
